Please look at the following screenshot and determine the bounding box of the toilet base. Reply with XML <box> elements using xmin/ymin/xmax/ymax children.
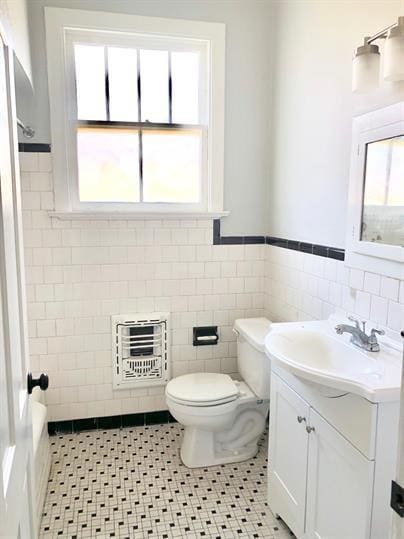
<box><xmin>180</xmin><ymin>426</ymin><xmax>260</xmax><ymax>468</ymax></box>
<box><xmin>178</xmin><ymin>397</ymin><xmax>269</xmax><ymax>468</ymax></box>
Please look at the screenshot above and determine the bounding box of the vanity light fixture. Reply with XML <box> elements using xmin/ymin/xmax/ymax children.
<box><xmin>352</xmin><ymin>16</ymin><xmax>404</xmax><ymax>93</ymax></box>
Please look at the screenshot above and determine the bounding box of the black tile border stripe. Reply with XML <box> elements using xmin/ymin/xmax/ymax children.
<box><xmin>213</xmin><ymin>219</ymin><xmax>345</xmax><ymax>261</ymax></box>
<box><xmin>48</xmin><ymin>410</ymin><xmax>176</xmax><ymax>435</ymax></box>
<box><xmin>19</xmin><ymin>142</ymin><xmax>51</xmax><ymax>153</ymax></box>
<box><xmin>266</xmin><ymin>236</ymin><xmax>345</xmax><ymax>261</ymax></box>
<box><xmin>213</xmin><ymin>219</ymin><xmax>265</xmax><ymax>245</ymax></box>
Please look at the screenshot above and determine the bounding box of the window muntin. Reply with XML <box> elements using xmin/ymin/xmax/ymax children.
<box><xmin>72</xmin><ymin>38</ymin><xmax>207</xmax><ymax>207</ymax></box>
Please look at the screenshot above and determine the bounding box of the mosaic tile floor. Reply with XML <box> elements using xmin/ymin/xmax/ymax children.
<box><xmin>40</xmin><ymin>423</ymin><xmax>294</xmax><ymax>538</ymax></box>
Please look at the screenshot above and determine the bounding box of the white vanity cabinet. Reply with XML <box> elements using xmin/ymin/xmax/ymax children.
<box><xmin>268</xmin><ymin>369</ymin><xmax>400</xmax><ymax>539</ymax></box>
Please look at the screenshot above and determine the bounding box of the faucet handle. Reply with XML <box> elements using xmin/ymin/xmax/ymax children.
<box><xmin>370</xmin><ymin>328</ymin><xmax>385</xmax><ymax>337</ymax></box>
<box><xmin>348</xmin><ymin>315</ymin><xmax>360</xmax><ymax>329</ymax></box>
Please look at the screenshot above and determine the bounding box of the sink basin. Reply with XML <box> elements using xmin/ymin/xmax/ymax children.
<box><xmin>265</xmin><ymin>318</ymin><xmax>402</xmax><ymax>402</ymax></box>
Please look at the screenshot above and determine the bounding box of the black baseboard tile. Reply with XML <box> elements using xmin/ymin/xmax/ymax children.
<box><xmin>48</xmin><ymin>410</ymin><xmax>176</xmax><ymax>436</ymax></box>
<box><xmin>122</xmin><ymin>413</ymin><xmax>145</xmax><ymax>428</ymax></box>
<box><xmin>97</xmin><ymin>414</ymin><xmax>122</xmax><ymax>430</ymax></box>
<box><xmin>48</xmin><ymin>420</ymin><xmax>73</xmax><ymax>435</ymax></box>
<box><xmin>145</xmin><ymin>410</ymin><xmax>170</xmax><ymax>425</ymax></box>
<box><xmin>72</xmin><ymin>417</ymin><xmax>97</xmax><ymax>432</ymax></box>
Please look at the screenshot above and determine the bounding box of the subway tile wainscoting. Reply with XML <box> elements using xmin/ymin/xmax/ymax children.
<box><xmin>20</xmin><ymin>152</ymin><xmax>266</xmax><ymax>422</ymax></box>
<box><xmin>21</xmin><ymin>151</ymin><xmax>404</xmax><ymax>424</ymax></box>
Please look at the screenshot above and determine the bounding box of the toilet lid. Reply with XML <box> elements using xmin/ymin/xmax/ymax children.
<box><xmin>166</xmin><ymin>373</ymin><xmax>239</xmax><ymax>405</ymax></box>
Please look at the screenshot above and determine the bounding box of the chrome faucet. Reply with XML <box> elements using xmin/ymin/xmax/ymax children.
<box><xmin>335</xmin><ymin>316</ymin><xmax>385</xmax><ymax>352</ymax></box>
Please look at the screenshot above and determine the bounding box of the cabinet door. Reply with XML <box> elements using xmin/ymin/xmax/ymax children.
<box><xmin>268</xmin><ymin>374</ymin><xmax>310</xmax><ymax>537</ymax></box>
<box><xmin>305</xmin><ymin>409</ymin><xmax>374</xmax><ymax>539</ymax></box>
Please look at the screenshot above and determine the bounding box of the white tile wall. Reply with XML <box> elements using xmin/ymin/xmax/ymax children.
<box><xmin>20</xmin><ymin>153</ymin><xmax>266</xmax><ymax>421</ymax></box>
<box><xmin>21</xmin><ymin>152</ymin><xmax>403</xmax><ymax>422</ymax></box>
<box><xmin>264</xmin><ymin>245</ymin><xmax>404</xmax><ymax>341</ymax></box>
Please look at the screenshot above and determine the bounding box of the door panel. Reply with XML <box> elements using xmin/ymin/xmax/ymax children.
<box><xmin>305</xmin><ymin>408</ymin><xmax>374</xmax><ymax>539</ymax></box>
<box><xmin>0</xmin><ymin>31</ymin><xmax>35</xmax><ymax>538</ymax></box>
<box><xmin>268</xmin><ymin>373</ymin><xmax>310</xmax><ymax>537</ymax></box>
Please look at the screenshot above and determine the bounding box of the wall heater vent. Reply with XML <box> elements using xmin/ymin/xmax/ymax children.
<box><xmin>112</xmin><ymin>313</ymin><xmax>170</xmax><ymax>390</ymax></box>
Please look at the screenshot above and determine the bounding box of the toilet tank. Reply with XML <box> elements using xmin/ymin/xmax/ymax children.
<box><xmin>234</xmin><ymin>317</ymin><xmax>271</xmax><ymax>399</ymax></box>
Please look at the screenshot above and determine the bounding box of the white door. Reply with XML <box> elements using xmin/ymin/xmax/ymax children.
<box><xmin>268</xmin><ymin>373</ymin><xmax>310</xmax><ymax>537</ymax></box>
<box><xmin>305</xmin><ymin>408</ymin><xmax>375</xmax><ymax>539</ymax></box>
<box><xmin>0</xmin><ymin>31</ymin><xmax>35</xmax><ymax>539</ymax></box>
<box><xmin>393</xmin><ymin>334</ymin><xmax>404</xmax><ymax>539</ymax></box>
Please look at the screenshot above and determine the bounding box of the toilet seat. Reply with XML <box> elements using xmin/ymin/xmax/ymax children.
<box><xmin>165</xmin><ymin>373</ymin><xmax>240</xmax><ymax>407</ymax></box>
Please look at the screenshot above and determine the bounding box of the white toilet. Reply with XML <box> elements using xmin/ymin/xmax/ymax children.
<box><xmin>165</xmin><ymin>317</ymin><xmax>271</xmax><ymax>468</ymax></box>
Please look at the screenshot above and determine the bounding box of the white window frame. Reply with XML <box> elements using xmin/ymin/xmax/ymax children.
<box><xmin>44</xmin><ymin>7</ymin><xmax>226</xmax><ymax>219</ymax></box>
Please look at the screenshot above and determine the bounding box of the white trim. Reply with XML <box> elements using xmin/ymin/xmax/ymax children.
<box><xmin>49</xmin><ymin>210</ymin><xmax>229</xmax><ymax>221</ymax></box>
<box><xmin>345</xmin><ymin>102</ymin><xmax>404</xmax><ymax>279</ymax></box>
<box><xmin>44</xmin><ymin>7</ymin><xmax>225</xmax><ymax>215</ymax></box>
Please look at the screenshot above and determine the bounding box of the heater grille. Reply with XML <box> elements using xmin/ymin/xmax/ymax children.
<box><xmin>112</xmin><ymin>313</ymin><xmax>170</xmax><ymax>389</ymax></box>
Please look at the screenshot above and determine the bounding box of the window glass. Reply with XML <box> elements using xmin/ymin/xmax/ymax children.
<box><xmin>171</xmin><ymin>51</ymin><xmax>199</xmax><ymax>124</ymax></box>
<box><xmin>108</xmin><ymin>47</ymin><xmax>138</xmax><ymax>122</ymax></box>
<box><xmin>142</xmin><ymin>129</ymin><xmax>201</xmax><ymax>203</ymax></box>
<box><xmin>75</xmin><ymin>45</ymin><xmax>106</xmax><ymax>120</ymax></box>
<box><xmin>140</xmin><ymin>49</ymin><xmax>169</xmax><ymax>122</ymax></box>
<box><xmin>77</xmin><ymin>127</ymin><xmax>140</xmax><ymax>202</ymax></box>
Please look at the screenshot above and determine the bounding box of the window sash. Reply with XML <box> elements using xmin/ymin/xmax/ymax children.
<box><xmin>44</xmin><ymin>7</ymin><xmax>225</xmax><ymax>215</ymax></box>
<box><xmin>76</xmin><ymin>121</ymin><xmax>206</xmax><ymax>205</ymax></box>
<box><xmin>68</xmin><ymin>30</ymin><xmax>208</xmax><ymax>126</ymax></box>
<box><xmin>73</xmin><ymin>124</ymin><xmax>208</xmax><ymax>212</ymax></box>
<box><xmin>68</xmin><ymin>31</ymin><xmax>208</xmax><ymax>209</ymax></box>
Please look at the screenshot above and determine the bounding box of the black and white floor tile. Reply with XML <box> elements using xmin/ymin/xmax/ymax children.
<box><xmin>40</xmin><ymin>424</ymin><xmax>293</xmax><ymax>538</ymax></box>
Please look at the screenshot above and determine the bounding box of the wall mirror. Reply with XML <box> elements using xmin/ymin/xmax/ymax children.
<box><xmin>361</xmin><ymin>135</ymin><xmax>404</xmax><ymax>246</ymax></box>
<box><xmin>346</xmin><ymin>102</ymin><xmax>404</xmax><ymax>278</ymax></box>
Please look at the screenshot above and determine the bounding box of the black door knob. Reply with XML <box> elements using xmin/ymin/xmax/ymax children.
<box><xmin>27</xmin><ymin>372</ymin><xmax>49</xmax><ymax>394</ymax></box>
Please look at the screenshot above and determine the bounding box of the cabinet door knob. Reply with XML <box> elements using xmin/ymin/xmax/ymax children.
<box><xmin>297</xmin><ymin>415</ymin><xmax>306</xmax><ymax>423</ymax></box>
<box><xmin>306</xmin><ymin>425</ymin><xmax>315</xmax><ymax>434</ymax></box>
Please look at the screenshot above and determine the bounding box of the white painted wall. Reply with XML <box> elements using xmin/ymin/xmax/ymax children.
<box><xmin>17</xmin><ymin>0</ymin><xmax>273</xmax><ymax>236</ymax></box>
<box><xmin>268</xmin><ymin>0</ymin><xmax>404</xmax><ymax>248</ymax></box>
<box><xmin>0</xmin><ymin>0</ymin><xmax>31</xmax><ymax>81</ymax></box>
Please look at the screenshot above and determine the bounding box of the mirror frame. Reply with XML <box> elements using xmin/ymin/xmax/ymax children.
<box><xmin>345</xmin><ymin>101</ymin><xmax>404</xmax><ymax>279</ymax></box>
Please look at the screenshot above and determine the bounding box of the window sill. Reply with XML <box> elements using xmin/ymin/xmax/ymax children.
<box><xmin>49</xmin><ymin>210</ymin><xmax>230</xmax><ymax>221</ymax></box>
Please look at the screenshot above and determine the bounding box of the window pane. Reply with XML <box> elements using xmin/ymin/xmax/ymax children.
<box><xmin>171</xmin><ymin>52</ymin><xmax>199</xmax><ymax>124</ymax></box>
<box><xmin>77</xmin><ymin>127</ymin><xmax>139</xmax><ymax>202</ymax></box>
<box><xmin>108</xmin><ymin>47</ymin><xmax>138</xmax><ymax>122</ymax></box>
<box><xmin>75</xmin><ymin>45</ymin><xmax>106</xmax><ymax>120</ymax></box>
<box><xmin>140</xmin><ymin>50</ymin><xmax>169</xmax><ymax>122</ymax></box>
<box><xmin>142</xmin><ymin>129</ymin><xmax>201</xmax><ymax>203</ymax></box>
